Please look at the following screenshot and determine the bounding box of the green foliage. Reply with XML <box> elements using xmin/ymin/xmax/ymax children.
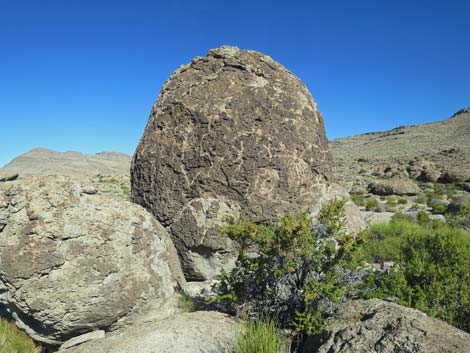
<box><xmin>0</xmin><ymin>319</ymin><xmax>41</xmax><ymax>353</ymax></box>
<box><xmin>350</xmin><ymin>194</ymin><xmax>365</xmax><ymax>207</ymax></box>
<box><xmin>397</xmin><ymin>197</ymin><xmax>408</xmax><ymax>205</ymax></box>
<box><xmin>235</xmin><ymin>317</ymin><xmax>289</xmax><ymax>353</ymax></box>
<box><xmin>365</xmin><ymin>199</ymin><xmax>379</xmax><ymax>211</ymax></box>
<box><xmin>361</xmin><ymin>217</ymin><xmax>470</xmax><ymax>332</ymax></box>
<box><xmin>446</xmin><ymin>204</ymin><xmax>470</xmax><ymax>232</ymax></box>
<box><xmin>215</xmin><ymin>199</ymin><xmax>366</xmax><ymax>336</ymax></box>
<box><xmin>178</xmin><ymin>291</ymin><xmax>196</xmax><ymax>313</ymax></box>
<box><xmin>431</xmin><ymin>202</ymin><xmax>447</xmax><ymax>214</ymax></box>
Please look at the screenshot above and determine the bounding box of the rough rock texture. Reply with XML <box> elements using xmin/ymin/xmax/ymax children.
<box><xmin>59</xmin><ymin>311</ymin><xmax>236</xmax><ymax>353</ymax></box>
<box><xmin>0</xmin><ymin>176</ymin><xmax>184</xmax><ymax>345</ymax></box>
<box><xmin>303</xmin><ymin>299</ymin><xmax>470</xmax><ymax>353</ymax></box>
<box><xmin>367</xmin><ymin>179</ymin><xmax>421</xmax><ymax>196</ymax></box>
<box><xmin>440</xmin><ymin>167</ymin><xmax>470</xmax><ymax>183</ymax></box>
<box><xmin>169</xmin><ymin>198</ymin><xmax>241</xmax><ymax>281</ymax></box>
<box><xmin>131</xmin><ymin>45</ymin><xmax>333</xmax><ymax>227</ymax></box>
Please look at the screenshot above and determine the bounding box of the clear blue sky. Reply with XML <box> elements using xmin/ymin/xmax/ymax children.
<box><xmin>1</xmin><ymin>0</ymin><xmax>469</xmax><ymax>167</ymax></box>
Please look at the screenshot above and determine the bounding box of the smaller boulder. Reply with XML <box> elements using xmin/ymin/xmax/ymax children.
<box><xmin>169</xmin><ymin>198</ymin><xmax>241</xmax><ymax>281</ymax></box>
<box><xmin>302</xmin><ymin>299</ymin><xmax>470</xmax><ymax>353</ymax></box>
<box><xmin>368</xmin><ymin>179</ymin><xmax>421</xmax><ymax>196</ymax></box>
<box><xmin>0</xmin><ymin>173</ymin><xmax>19</xmax><ymax>182</ymax></box>
<box><xmin>59</xmin><ymin>311</ymin><xmax>236</xmax><ymax>353</ymax></box>
<box><xmin>447</xmin><ymin>195</ymin><xmax>470</xmax><ymax>215</ymax></box>
<box><xmin>440</xmin><ymin>168</ymin><xmax>470</xmax><ymax>183</ymax></box>
<box><xmin>417</xmin><ymin>169</ymin><xmax>441</xmax><ymax>183</ymax></box>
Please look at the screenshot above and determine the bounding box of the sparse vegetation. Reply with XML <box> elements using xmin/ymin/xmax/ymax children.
<box><xmin>350</xmin><ymin>194</ymin><xmax>365</xmax><ymax>207</ymax></box>
<box><xmin>360</xmin><ymin>216</ymin><xmax>470</xmax><ymax>332</ymax></box>
<box><xmin>178</xmin><ymin>291</ymin><xmax>197</xmax><ymax>312</ymax></box>
<box><xmin>234</xmin><ymin>317</ymin><xmax>288</xmax><ymax>353</ymax></box>
<box><xmin>365</xmin><ymin>198</ymin><xmax>379</xmax><ymax>211</ymax></box>
<box><xmin>0</xmin><ymin>319</ymin><xmax>41</xmax><ymax>353</ymax></box>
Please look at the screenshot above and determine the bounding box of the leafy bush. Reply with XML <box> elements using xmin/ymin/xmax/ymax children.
<box><xmin>235</xmin><ymin>317</ymin><xmax>288</xmax><ymax>353</ymax></box>
<box><xmin>214</xmin><ymin>199</ymin><xmax>365</xmax><ymax>337</ymax></box>
<box><xmin>361</xmin><ymin>217</ymin><xmax>470</xmax><ymax>332</ymax></box>
<box><xmin>0</xmin><ymin>319</ymin><xmax>41</xmax><ymax>353</ymax></box>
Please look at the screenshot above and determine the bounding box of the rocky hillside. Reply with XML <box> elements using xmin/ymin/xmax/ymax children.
<box><xmin>0</xmin><ymin>148</ymin><xmax>131</xmax><ymax>176</ymax></box>
<box><xmin>331</xmin><ymin>108</ymin><xmax>470</xmax><ymax>184</ymax></box>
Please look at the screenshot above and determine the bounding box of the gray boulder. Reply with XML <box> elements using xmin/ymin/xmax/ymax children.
<box><xmin>440</xmin><ymin>168</ymin><xmax>470</xmax><ymax>183</ymax></box>
<box><xmin>303</xmin><ymin>299</ymin><xmax>470</xmax><ymax>353</ymax></box>
<box><xmin>368</xmin><ymin>179</ymin><xmax>421</xmax><ymax>196</ymax></box>
<box><xmin>131</xmin><ymin>45</ymin><xmax>333</xmax><ymax>227</ymax></box>
<box><xmin>0</xmin><ymin>176</ymin><xmax>184</xmax><ymax>346</ymax></box>
<box><xmin>59</xmin><ymin>311</ymin><xmax>236</xmax><ymax>353</ymax></box>
<box><xmin>309</xmin><ymin>184</ymin><xmax>367</xmax><ymax>235</ymax></box>
<box><xmin>169</xmin><ymin>197</ymin><xmax>241</xmax><ymax>281</ymax></box>
<box><xmin>447</xmin><ymin>195</ymin><xmax>470</xmax><ymax>215</ymax></box>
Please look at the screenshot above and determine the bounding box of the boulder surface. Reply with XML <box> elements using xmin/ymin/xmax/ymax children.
<box><xmin>303</xmin><ymin>299</ymin><xmax>470</xmax><ymax>353</ymax></box>
<box><xmin>131</xmin><ymin>45</ymin><xmax>333</xmax><ymax>227</ymax></box>
<box><xmin>59</xmin><ymin>311</ymin><xmax>236</xmax><ymax>353</ymax></box>
<box><xmin>0</xmin><ymin>176</ymin><xmax>183</xmax><ymax>345</ymax></box>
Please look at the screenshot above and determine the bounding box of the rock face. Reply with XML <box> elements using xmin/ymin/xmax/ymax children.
<box><xmin>169</xmin><ymin>198</ymin><xmax>241</xmax><ymax>281</ymax></box>
<box><xmin>303</xmin><ymin>299</ymin><xmax>470</xmax><ymax>353</ymax></box>
<box><xmin>131</xmin><ymin>45</ymin><xmax>332</xmax><ymax>227</ymax></box>
<box><xmin>60</xmin><ymin>311</ymin><xmax>236</xmax><ymax>353</ymax></box>
<box><xmin>0</xmin><ymin>176</ymin><xmax>184</xmax><ymax>346</ymax></box>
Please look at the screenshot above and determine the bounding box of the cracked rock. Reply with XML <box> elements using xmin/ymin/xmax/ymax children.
<box><xmin>302</xmin><ymin>299</ymin><xmax>470</xmax><ymax>353</ymax></box>
<box><xmin>0</xmin><ymin>176</ymin><xmax>184</xmax><ymax>346</ymax></box>
<box><xmin>131</xmin><ymin>45</ymin><xmax>332</xmax><ymax>227</ymax></box>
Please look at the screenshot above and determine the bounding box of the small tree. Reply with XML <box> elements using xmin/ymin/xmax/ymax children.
<box><xmin>214</xmin><ymin>199</ymin><xmax>366</xmax><ymax>336</ymax></box>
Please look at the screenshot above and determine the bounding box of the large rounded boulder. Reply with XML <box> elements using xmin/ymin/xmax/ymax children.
<box><xmin>131</xmin><ymin>45</ymin><xmax>333</xmax><ymax>226</ymax></box>
<box><xmin>0</xmin><ymin>176</ymin><xmax>184</xmax><ymax>346</ymax></box>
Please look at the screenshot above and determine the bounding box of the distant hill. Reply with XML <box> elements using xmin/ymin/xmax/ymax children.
<box><xmin>330</xmin><ymin>109</ymin><xmax>470</xmax><ymax>183</ymax></box>
<box><xmin>0</xmin><ymin>148</ymin><xmax>132</xmax><ymax>176</ymax></box>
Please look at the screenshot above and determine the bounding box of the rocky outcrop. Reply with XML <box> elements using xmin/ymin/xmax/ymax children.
<box><xmin>367</xmin><ymin>179</ymin><xmax>421</xmax><ymax>196</ymax></box>
<box><xmin>303</xmin><ymin>299</ymin><xmax>470</xmax><ymax>353</ymax></box>
<box><xmin>0</xmin><ymin>176</ymin><xmax>184</xmax><ymax>346</ymax></box>
<box><xmin>59</xmin><ymin>311</ymin><xmax>236</xmax><ymax>353</ymax></box>
<box><xmin>131</xmin><ymin>45</ymin><xmax>332</xmax><ymax>227</ymax></box>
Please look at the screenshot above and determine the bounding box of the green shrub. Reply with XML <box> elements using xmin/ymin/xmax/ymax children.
<box><xmin>178</xmin><ymin>291</ymin><xmax>196</xmax><ymax>313</ymax></box>
<box><xmin>365</xmin><ymin>199</ymin><xmax>379</xmax><ymax>211</ymax></box>
<box><xmin>361</xmin><ymin>218</ymin><xmax>470</xmax><ymax>332</ymax></box>
<box><xmin>0</xmin><ymin>319</ymin><xmax>41</xmax><ymax>353</ymax></box>
<box><xmin>235</xmin><ymin>317</ymin><xmax>288</xmax><ymax>353</ymax></box>
<box><xmin>351</xmin><ymin>194</ymin><xmax>365</xmax><ymax>207</ymax></box>
<box><xmin>397</xmin><ymin>197</ymin><xmax>408</xmax><ymax>205</ymax></box>
<box><xmin>431</xmin><ymin>202</ymin><xmax>447</xmax><ymax>214</ymax></box>
<box><xmin>214</xmin><ymin>199</ymin><xmax>365</xmax><ymax>337</ymax></box>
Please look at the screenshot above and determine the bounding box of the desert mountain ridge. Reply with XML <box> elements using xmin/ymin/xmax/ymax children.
<box><xmin>0</xmin><ymin>147</ymin><xmax>132</xmax><ymax>176</ymax></box>
<box><xmin>330</xmin><ymin>108</ymin><xmax>470</xmax><ymax>184</ymax></box>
